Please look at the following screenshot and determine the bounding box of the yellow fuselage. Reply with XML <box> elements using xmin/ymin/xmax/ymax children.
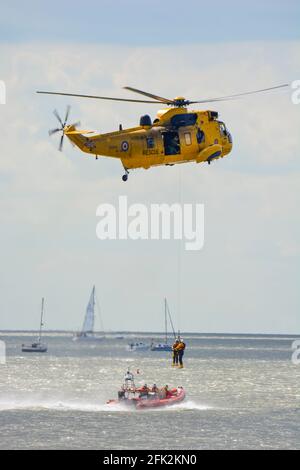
<box><xmin>65</xmin><ymin>107</ymin><xmax>232</xmax><ymax>170</ymax></box>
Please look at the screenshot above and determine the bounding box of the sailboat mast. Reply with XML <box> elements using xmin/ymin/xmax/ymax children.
<box><xmin>164</xmin><ymin>297</ymin><xmax>168</xmax><ymax>344</ymax></box>
<box><xmin>166</xmin><ymin>299</ymin><xmax>177</xmax><ymax>339</ymax></box>
<box><xmin>92</xmin><ymin>286</ymin><xmax>95</xmax><ymax>333</ymax></box>
<box><xmin>39</xmin><ymin>297</ymin><xmax>44</xmax><ymax>341</ymax></box>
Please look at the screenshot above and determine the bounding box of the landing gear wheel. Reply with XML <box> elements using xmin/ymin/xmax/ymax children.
<box><xmin>121</xmin><ymin>164</ymin><xmax>129</xmax><ymax>182</ymax></box>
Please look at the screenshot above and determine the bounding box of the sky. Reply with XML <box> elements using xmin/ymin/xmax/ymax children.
<box><xmin>0</xmin><ymin>1</ymin><xmax>299</xmax><ymax>333</ymax></box>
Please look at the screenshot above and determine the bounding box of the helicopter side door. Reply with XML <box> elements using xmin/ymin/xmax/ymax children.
<box><xmin>161</xmin><ymin>131</ymin><xmax>181</xmax><ymax>156</ymax></box>
<box><xmin>178</xmin><ymin>127</ymin><xmax>198</xmax><ymax>159</ymax></box>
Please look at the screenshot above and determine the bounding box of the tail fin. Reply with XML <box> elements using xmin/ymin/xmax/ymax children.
<box><xmin>64</xmin><ymin>125</ymin><xmax>96</xmax><ymax>153</ymax></box>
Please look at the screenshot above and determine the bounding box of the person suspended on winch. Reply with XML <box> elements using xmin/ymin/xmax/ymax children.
<box><xmin>172</xmin><ymin>338</ymin><xmax>180</xmax><ymax>367</ymax></box>
<box><xmin>175</xmin><ymin>337</ymin><xmax>186</xmax><ymax>369</ymax></box>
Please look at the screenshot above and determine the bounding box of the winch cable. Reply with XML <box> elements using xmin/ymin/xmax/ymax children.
<box><xmin>177</xmin><ymin>164</ymin><xmax>182</xmax><ymax>337</ymax></box>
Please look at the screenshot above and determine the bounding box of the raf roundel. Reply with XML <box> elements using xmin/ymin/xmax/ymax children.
<box><xmin>121</xmin><ymin>140</ymin><xmax>129</xmax><ymax>152</ymax></box>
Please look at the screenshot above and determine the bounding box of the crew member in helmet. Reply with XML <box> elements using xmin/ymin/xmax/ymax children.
<box><xmin>139</xmin><ymin>384</ymin><xmax>150</xmax><ymax>398</ymax></box>
<box><xmin>149</xmin><ymin>383</ymin><xmax>159</xmax><ymax>399</ymax></box>
<box><xmin>124</xmin><ymin>369</ymin><xmax>134</xmax><ymax>382</ymax></box>
<box><xmin>124</xmin><ymin>370</ymin><xmax>135</xmax><ymax>390</ymax></box>
<box><xmin>175</xmin><ymin>337</ymin><xmax>186</xmax><ymax>369</ymax></box>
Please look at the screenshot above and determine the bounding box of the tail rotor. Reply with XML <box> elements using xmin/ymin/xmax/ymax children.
<box><xmin>48</xmin><ymin>106</ymin><xmax>80</xmax><ymax>151</ymax></box>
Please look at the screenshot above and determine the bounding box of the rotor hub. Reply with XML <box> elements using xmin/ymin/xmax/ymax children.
<box><xmin>172</xmin><ymin>97</ymin><xmax>189</xmax><ymax>107</ymax></box>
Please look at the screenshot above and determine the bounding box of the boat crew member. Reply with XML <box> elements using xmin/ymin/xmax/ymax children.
<box><xmin>139</xmin><ymin>384</ymin><xmax>150</xmax><ymax>398</ymax></box>
<box><xmin>159</xmin><ymin>385</ymin><xmax>170</xmax><ymax>399</ymax></box>
<box><xmin>118</xmin><ymin>387</ymin><xmax>126</xmax><ymax>401</ymax></box>
<box><xmin>172</xmin><ymin>339</ymin><xmax>180</xmax><ymax>366</ymax></box>
<box><xmin>148</xmin><ymin>384</ymin><xmax>159</xmax><ymax>399</ymax></box>
<box><xmin>176</xmin><ymin>338</ymin><xmax>186</xmax><ymax>368</ymax></box>
<box><xmin>124</xmin><ymin>370</ymin><xmax>134</xmax><ymax>389</ymax></box>
<box><xmin>165</xmin><ymin>385</ymin><xmax>173</xmax><ymax>398</ymax></box>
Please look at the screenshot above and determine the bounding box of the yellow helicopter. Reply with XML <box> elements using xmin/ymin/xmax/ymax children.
<box><xmin>37</xmin><ymin>84</ymin><xmax>288</xmax><ymax>181</ymax></box>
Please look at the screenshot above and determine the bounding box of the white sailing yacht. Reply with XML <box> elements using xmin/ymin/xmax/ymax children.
<box><xmin>22</xmin><ymin>298</ymin><xmax>48</xmax><ymax>353</ymax></box>
<box><xmin>73</xmin><ymin>286</ymin><xmax>105</xmax><ymax>341</ymax></box>
<box><xmin>150</xmin><ymin>298</ymin><xmax>176</xmax><ymax>351</ymax></box>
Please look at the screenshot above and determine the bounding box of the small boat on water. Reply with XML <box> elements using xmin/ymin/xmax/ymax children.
<box><xmin>135</xmin><ymin>387</ymin><xmax>185</xmax><ymax>409</ymax></box>
<box><xmin>73</xmin><ymin>286</ymin><xmax>105</xmax><ymax>341</ymax></box>
<box><xmin>127</xmin><ymin>341</ymin><xmax>149</xmax><ymax>351</ymax></box>
<box><xmin>150</xmin><ymin>298</ymin><xmax>176</xmax><ymax>352</ymax></box>
<box><xmin>22</xmin><ymin>298</ymin><xmax>48</xmax><ymax>353</ymax></box>
<box><xmin>107</xmin><ymin>372</ymin><xmax>185</xmax><ymax>409</ymax></box>
<box><xmin>106</xmin><ymin>334</ymin><xmax>124</xmax><ymax>340</ymax></box>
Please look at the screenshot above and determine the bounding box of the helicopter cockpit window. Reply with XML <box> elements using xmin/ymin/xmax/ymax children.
<box><xmin>146</xmin><ymin>136</ymin><xmax>155</xmax><ymax>149</ymax></box>
<box><xmin>219</xmin><ymin>122</ymin><xmax>228</xmax><ymax>136</ymax></box>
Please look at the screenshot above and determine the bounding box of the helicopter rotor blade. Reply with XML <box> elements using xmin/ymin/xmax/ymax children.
<box><xmin>49</xmin><ymin>106</ymin><xmax>80</xmax><ymax>152</ymax></box>
<box><xmin>37</xmin><ymin>91</ymin><xmax>165</xmax><ymax>104</ymax></box>
<box><xmin>189</xmin><ymin>83</ymin><xmax>290</xmax><ymax>104</ymax></box>
<box><xmin>39</xmin><ymin>82</ymin><xmax>290</xmax><ymax>109</ymax></box>
<box><xmin>58</xmin><ymin>134</ymin><xmax>64</xmax><ymax>152</ymax></box>
<box><xmin>123</xmin><ymin>86</ymin><xmax>173</xmax><ymax>104</ymax></box>
<box><xmin>63</xmin><ymin>105</ymin><xmax>71</xmax><ymax>126</ymax></box>
<box><xmin>53</xmin><ymin>109</ymin><xmax>64</xmax><ymax>127</ymax></box>
<box><xmin>48</xmin><ymin>128</ymin><xmax>61</xmax><ymax>136</ymax></box>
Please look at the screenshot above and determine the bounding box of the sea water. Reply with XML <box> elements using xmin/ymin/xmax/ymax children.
<box><xmin>0</xmin><ymin>332</ymin><xmax>299</xmax><ymax>449</ymax></box>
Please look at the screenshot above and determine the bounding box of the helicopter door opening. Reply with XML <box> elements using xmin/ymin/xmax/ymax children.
<box><xmin>162</xmin><ymin>131</ymin><xmax>181</xmax><ymax>156</ymax></box>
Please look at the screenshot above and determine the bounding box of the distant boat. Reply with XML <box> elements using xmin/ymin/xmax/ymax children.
<box><xmin>22</xmin><ymin>298</ymin><xmax>48</xmax><ymax>353</ymax></box>
<box><xmin>73</xmin><ymin>286</ymin><xmax>105</xmax><ymax>341</ymax></box>
<box><xmin>127</xmin><ymin>342</ymin><xmax>149</xmax><ymax>351</ymax></box>
<box><xmin>150</xmin><ymin>298</ymin><xmax>176</xmax><ymax>352</ymax></box>
<box><xmin>110</xmin><ymin>334</ymin><xmax>124</xmax><ymax>340</ymax></box>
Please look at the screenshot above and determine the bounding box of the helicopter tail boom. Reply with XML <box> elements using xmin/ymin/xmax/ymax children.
<box><xmin>64</xmin><ymin>125</ymin><xmax>97</xmax><ymax>154</ymax></box>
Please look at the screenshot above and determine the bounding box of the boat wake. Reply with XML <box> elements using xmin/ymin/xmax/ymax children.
<box><xmin>0</xmin><ymin>398</ymin><xmax>212</xmax><ymax>413</ymax></box>
<box><xmin>167</xmin><ymin>400</ymin><xmax>213</xmax><ymax>411</ymax></box>
<box><xmin>0</xmin><ymin>398</ymin><xmax>126</xmax><ymax>413</ymax></box>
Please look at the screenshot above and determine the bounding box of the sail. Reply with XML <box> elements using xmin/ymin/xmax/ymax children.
<box><xmin>37</xmin><ymin>297</ymin><xmax>45</xmax><ymax>343</ymax></box>
<box><xmin>81</xmin><ymin>286</ymin><xmax>95</xmax><ymax>333</ymax></box>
